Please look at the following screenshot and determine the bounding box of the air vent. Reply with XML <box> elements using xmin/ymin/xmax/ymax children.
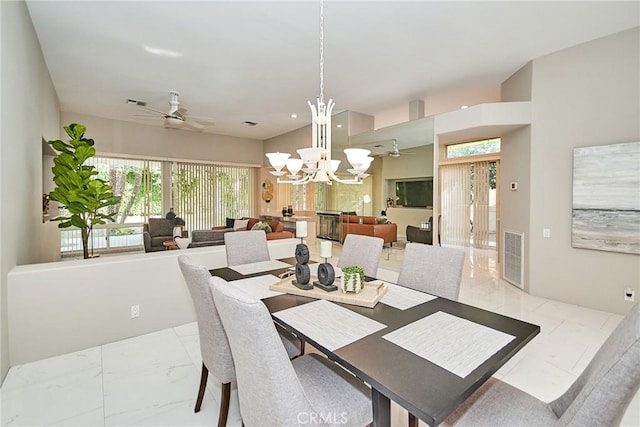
<box><xmin>126</xmin><ymin>99</ymin><xmax>147</xmax><ymax>107</ymax></box>
<box><xmin>503</xmin><ymin>230</ymin><xmax>524</xmax><ymax>289</ymax></box>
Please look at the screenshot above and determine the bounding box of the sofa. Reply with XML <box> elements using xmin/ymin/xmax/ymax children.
<box><xmin>187</xmin><ymin>229</ymin><xmax>231</xmax><ymax>248</ymax></box>
<box><xmin>340</xmin><ymin>215</ymin><xmax>397</xmax><ymax>245</ymax></box>
<box><xmin>186</xmin><ymin>217</ymin><xmax>295</xmax><ymax>248</ymax></box>
<box><xmin>143</xmin><ymin>218</ymin><xmax>187</xmax><ymax>252</ymax></box>
<box><xmin>243</xmin><ymin>217</ymin><xmax>294</xmax><ymax>240</ymax></box>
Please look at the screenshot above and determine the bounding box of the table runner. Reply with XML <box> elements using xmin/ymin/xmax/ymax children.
<box><xmin>273</xmin><ymin>300</ymin><xmax>387</xmax><ymax>351</ymax></box>
<box><xmin>383</xmin><ymin>311</ymin><xmax>516</xmax><ymax>378</ymax></box>
<box><xmin>228</xmin><ymin>275</ymin><xmax>283</xmax><ymax>300</ymax></box>
<box><xmin>379</xmin><ymin>283</ymin><xmax>437</xmax><ymax>310</ymax></box>
<box><xmin>230</xmin><ymin>259</ymin><xmax>291</xmax><ymax>275</ymax></box>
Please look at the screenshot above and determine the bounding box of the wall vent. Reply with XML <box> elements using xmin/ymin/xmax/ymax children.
<box><xmin>503</xmin><ymin>230</ymin><xmax>524</xmax><ymax>289</ymax></box>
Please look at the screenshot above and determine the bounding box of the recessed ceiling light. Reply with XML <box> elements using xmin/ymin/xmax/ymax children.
<box><xmin>243</xmin><ymin>121</ymin><xmax>258</xmax><ymax>127</ymax></box>
<box><xmin>461</xmin><ymin>105</ymin><xmax>469</xmax><ymax>109</ymax></box>
<box><xmin>144</xmin><ymin>46</ymin><xmax>182</xmax><ymax>57</ymax></box>
<box><xmin>290</xmin><ymin>114</ymin><xmax>297</xmax><ymax>118</ymax></box>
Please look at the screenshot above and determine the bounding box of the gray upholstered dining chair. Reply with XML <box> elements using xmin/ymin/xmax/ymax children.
<box><xmin>397</xmin><ymin>242</ymin><xmax>465</xmax><ymax>300</ymax></box>
<box><xmin>224</xmin><ymin>230</ymin><xmax>270</xmax><ymax>266</ymax></box>
<box><xmin>399</xmin><ymin>242</ymin><xmax>466</xmax><ymax>427</ymax></box>
<box><xmin>337</xmin><ymin>234</ymin><xmax>384</xmax><ymax>277</ymax></box>
<box><xmin>177</xmin><ymin>255</ymin><xmax>302</xmax><ymax>427</ymax></box>
<box><xmin>210</xmin><ymin>276</ymin><xmax>373</xmax><ymax>427</ymax></box>
<box><xmin>440</xmin><ymin>302</ymin><xmax>640</xmax><ymax>426</ymax></box>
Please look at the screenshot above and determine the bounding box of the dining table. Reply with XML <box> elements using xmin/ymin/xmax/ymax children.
<box><xmin>210</xmin><ymin>258</ymin><xmax>540</xmax><ymax>427</ymax></box>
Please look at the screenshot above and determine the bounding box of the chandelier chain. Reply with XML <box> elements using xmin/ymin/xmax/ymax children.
<box><xmin>319</xmin><ymin>0</ymin><xmax>324</xmax><ymax>103</ymax></box>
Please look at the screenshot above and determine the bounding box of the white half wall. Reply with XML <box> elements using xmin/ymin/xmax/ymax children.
<box><xmin>8</xmin><ymin>239</ymin><xmax>298</xmax><ymax>365</ymax></box>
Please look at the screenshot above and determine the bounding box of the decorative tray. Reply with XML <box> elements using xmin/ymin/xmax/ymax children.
<box><xmin>269</xmin><ymin>275</ymin><xmax>388</xmax><ymax>308</ymax></box>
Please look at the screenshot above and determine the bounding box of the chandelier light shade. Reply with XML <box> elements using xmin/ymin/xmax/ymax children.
<box><xmin>265</xmin><ymin>0</ymin><xmax>370</xmax><ymax>185</ymax></box>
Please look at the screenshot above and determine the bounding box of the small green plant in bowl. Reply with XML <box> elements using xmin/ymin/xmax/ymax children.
<box><xmin>341</xmin><ymin>265</ymin><xmax>365</xmax><ymax>294</ymax></box>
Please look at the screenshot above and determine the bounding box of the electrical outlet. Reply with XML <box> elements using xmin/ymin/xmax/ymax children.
<box><xmin>624</xmin><ymin>288</ymin><xmax>635</xmax><ymax>302</ymax></box>
<box><xmin>543</xmin><ymin>228</ymin><xmax>551</xmax><ymax>238</ymax></box>
<box><xmin>130</xmin><ymin>305</ymin><xmax>140</xmax><ymax>318</ymax></box>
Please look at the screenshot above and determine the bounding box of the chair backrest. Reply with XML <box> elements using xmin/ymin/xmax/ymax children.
<box><xmin>552</xmin><ymin>302</ymin><xmax>639</xmax><ymax>426</ymax></box>
<box><xmin>177</xmin><ymin>255</ymin><xmax>235</xmax><ymax>384</ymax></box>
<box><xmin>337</xmin><ymin>234</ymin><xmax>384</xmax><ymax>277</ymax></box>
<box><xmin>397</xmin><ymin>242</ymin><xmax>465</xmax><ymax>300</ymax></box>
<box><xmin>224</xmin><ymin>230</ymin><xmax>270</xmax><ymax>266</ymax></box>
<box><xmin>210</xmin><ymin>278</ymin><xmax>316</xmax><ymax>426</ymax></box>
<box><xmin>148</xmin><ymin>218</ymin><xmax>174</xmax><ymax>237</ymax></box>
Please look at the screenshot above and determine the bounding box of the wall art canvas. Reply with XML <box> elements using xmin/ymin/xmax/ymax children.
<box><xmin>572</xmin><ymin>141</ymin><xmax>640</xmax><ymax>254</ymax></box>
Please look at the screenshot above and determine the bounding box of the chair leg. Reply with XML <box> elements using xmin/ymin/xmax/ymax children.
<box><xmin>195</xmin><ymin>363</ymin><xmax>209</xmax><ymax>412</ymax></box>
<box><xmin>218</xmin><ymin>382</ymin><xmax>231</xmax><ymax>427</ymax></box>
<box><xmin>408</xmin><ymin>412</ymin><xmax>419</xmax><ymax>427</ymax></box>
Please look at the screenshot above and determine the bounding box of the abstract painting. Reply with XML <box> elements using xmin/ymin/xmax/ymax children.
<box><xmin>572</xmin><ymin>141</ymin><xmax>640</xmax><ymax>254</ymax></box>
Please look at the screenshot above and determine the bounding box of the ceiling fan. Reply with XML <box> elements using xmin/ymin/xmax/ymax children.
<box><xmin>129</xmin><ymin>91</ymin><xmax>213</xmax><ymax>131</ymax></box>
<box><xmin>374</xmin><ymin>139</ymin><xmax>415</xmax><ymax>158</ymax></box>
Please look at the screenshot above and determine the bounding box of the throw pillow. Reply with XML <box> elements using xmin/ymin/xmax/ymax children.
<box><xmin>233</xmin><ymin>219</ymin><xmax>249</xmax><ymax>231</ymax></box>
<box><xmin>250</xmin><ymin>221</ymin><xmax>264</xmax><ymax>230</ymax></box>
<box><xmin>226</xmin><ymin>217</ymin><xmax>235</xmax><ymax>229</ymax></box>
<box><xmin>261</xmin><ymin>223</ymin><xmax>273</xmax><ymax>233</ymax></box>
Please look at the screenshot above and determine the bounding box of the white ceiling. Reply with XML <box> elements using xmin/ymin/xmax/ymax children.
<box><xmin>26</xmin><ymin>1</ymin><xmax>638</xmax><ymax>143</ymax></box>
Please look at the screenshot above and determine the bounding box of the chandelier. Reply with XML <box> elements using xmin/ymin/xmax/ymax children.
<box><xmin>265</xmin><ymin>0</ymin><xmax>372</xmax><ymax>185</ymax></box>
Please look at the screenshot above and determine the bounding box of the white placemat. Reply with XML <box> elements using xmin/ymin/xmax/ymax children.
<box><xmin>380</xmin><ymin>283</ymin><xmax>438</xmax><ymax>310</ymax></box>
<box><xmin>230</xmin><ymin>260</ymin><xmax>291</xmax><ymax>275</ymax></box>
<box><xmin>383</xmin><ymin>311</ymin><xmax>516</xmax><ymax>378</ymax></box>
<box><xmin>273</xmin><ymin>300</ymin><xmax>387</xmax><ymax>351</ymax></box>
<box><xmin>289</xmin><ymin>263</ymin><xmax>343</xmax><ymax>278</ymax></box>
<box><xmin>228</xmin><ymin>275</ymin><xmax>283</xmax><ymax>300</ymax></box>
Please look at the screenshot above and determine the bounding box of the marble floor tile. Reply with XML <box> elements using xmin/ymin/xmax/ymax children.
<box><xmin>1</xmin><ymin>347</ymin><xmax>104</xmax><ymax>427</ymax></box>
<box><xmin>101</xmin><ymin>329</ymin><xmax>210</xmax><ymax>427</ymax></box>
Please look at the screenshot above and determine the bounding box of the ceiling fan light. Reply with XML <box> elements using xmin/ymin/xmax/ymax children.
<box><xmin>266</xmin><ymin>152</ymin><xmax>291</xmax><ymax>171</ymax></box>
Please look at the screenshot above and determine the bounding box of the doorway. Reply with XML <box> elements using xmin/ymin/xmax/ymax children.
<box><xmin>439</xmin><ymin>140</ymin><xmax>500</xmax><ymax>252</ymax></box>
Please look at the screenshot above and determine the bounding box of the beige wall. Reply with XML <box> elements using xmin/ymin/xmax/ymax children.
<box><xmin>61</xmin><ymin>112</ymin><xmax>264</xmax><ymax>166</ymax></box>
<box><xmin>0</xmin><ymin>0</ymin><xmax>61</xmax><ymax>381</ymax></box>
<box><xmin>500</xmin><ymin>63</ymin><xmax>533</xmax><ymax>291</ymax></box>
<box><xmin>507</xmin><ymin>28</ymin><xmax>639</xmax><ymax>314</ymax></box>
<box><xmin>7</xmin><ymin>239</ymin><xmax>297</xmax><ymax>365</ymax></box>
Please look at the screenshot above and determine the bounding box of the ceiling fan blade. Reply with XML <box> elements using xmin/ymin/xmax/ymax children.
<box><xmin>182</xmin><ymin>119</ymin><xmax>204</xmax><ymax>131</ymax></box>
<box><xmin>132</xmin><ymin>113</ymin><xmax>161</xmax><ymax>120</ymax></box>
<box><xmin>188</xmin><ymin>115</ymin><xmax>215</xmax><ymax>126</ymax></box>
<box><xmin>138</xmin><ymin>106</ymin><xmax>167</xmax><ymax>116</ymax></box>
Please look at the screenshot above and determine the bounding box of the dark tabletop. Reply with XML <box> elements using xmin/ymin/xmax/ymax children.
<box><xmin>210</xmin><ymin>259</ymin><xmax>540</xmax><ymax>427</ymax></box>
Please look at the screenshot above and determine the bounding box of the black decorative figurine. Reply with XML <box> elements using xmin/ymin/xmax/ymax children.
<box><xmin>292</xmin><ymin>243</ymin><xmax>313</xmax><ymax>290</ymax></box>
<box><xmin>313</xmin><ymin>252</ymin><xmax>337</xmax><ymax>292</ymax></box>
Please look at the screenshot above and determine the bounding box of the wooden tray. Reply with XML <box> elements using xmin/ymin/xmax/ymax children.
<box><xmin>270</xmin><ymin>276</ymin><xmax>388</xmax><ymax>308</ymax></box>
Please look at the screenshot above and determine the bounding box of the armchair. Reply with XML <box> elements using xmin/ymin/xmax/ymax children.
<box><xmin>143</xmin><ymin>218</ymin><xmax>186</xmax><ymax>252</ymax></box>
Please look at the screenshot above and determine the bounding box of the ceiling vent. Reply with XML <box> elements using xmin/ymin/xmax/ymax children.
<box><xmin>126</xmin><ymin>99</ymin><xmax>147</xmax><ymax>107</ymax></box>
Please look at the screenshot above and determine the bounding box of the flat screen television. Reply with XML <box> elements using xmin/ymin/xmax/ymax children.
<box><xmin>395</xmin><ymin>179</ymin><xmax>433</xmax><ymax>208</ymax></box>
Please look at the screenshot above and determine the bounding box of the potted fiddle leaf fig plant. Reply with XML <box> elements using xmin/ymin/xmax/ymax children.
<box><xmin>340</xmin><ymin>265</ymin><xmax>366</xmax><ymax>294</ymax></box>
<box><xmin>48</xmin><ymin>123</ymin><xmax>121</xmax><ymax>259</ymax></box>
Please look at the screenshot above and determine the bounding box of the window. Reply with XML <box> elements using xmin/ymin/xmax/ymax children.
<box><xmin>61</xmin><ymin>157</ymin><xmax>163</xmax><ymax>256</ymax></box>
<box><xmin>88</xmin><ymin>157</ymin><xmax>163</xmax><ymax>222</ymax></box>
<box><xmin>172</xmin><ymin>162</ymin><xmax>256</xmax><ymax>230</ymax></box>
<box><xmin>446</xmin><ymin>138</ymin><xmax>500</xmax><ymax>158</ymax></box>
<box><xmin>60</xmin><ymin>157</ymin><xmax>257</xmax><ymax>256</ymax></box>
